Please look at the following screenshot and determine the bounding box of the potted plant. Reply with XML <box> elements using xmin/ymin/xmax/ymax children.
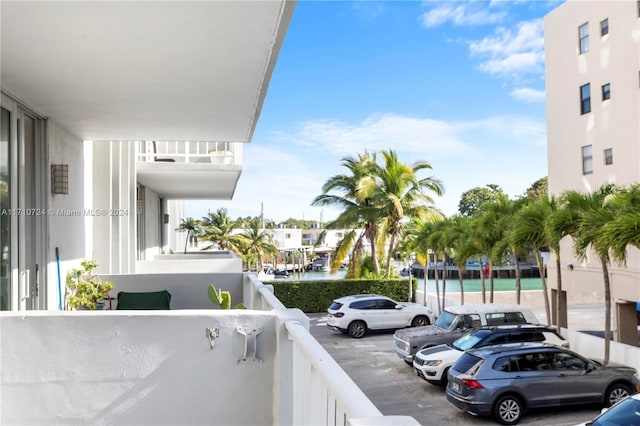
<box><xmin>66</xmin><ymin>259</ymin><xmax>114</xmax><ymax>310</ymax></box>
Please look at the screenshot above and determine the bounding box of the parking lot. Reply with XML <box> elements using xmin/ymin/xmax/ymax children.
<box><xmin>308</xmin><ymin>313</ymin><xmax>603</xmax><ymax>426</ymax></box>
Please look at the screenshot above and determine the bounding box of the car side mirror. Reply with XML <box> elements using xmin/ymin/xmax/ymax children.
<box><xmin>395</xmin><ymin>305</ymin><xmax>403</xmax><ymax>310</ymax></box>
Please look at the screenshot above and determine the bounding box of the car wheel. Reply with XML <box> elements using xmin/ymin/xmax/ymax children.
<box><xmin>348</xmin><ymin>320</ymin><xmax>367</xmax><ymax>338</ymax></box>
<box><xmin>605</xmin><ymin>383</ymin><xmax>631</xmax><ymax>407</ymax></box>
<box><xmin>439</xmin><ymin>367</ymin><xmax>450</xmax><ymax>387</ymax></box>
<box><xmin>493</xmin><ymin>394</ymin><xmax>523</xmax><ymax>425</ymax></box>
<box><xmin>411</xmin><ymin>315</ymin><xmax>430</xmax><ymax>327</ymax></box>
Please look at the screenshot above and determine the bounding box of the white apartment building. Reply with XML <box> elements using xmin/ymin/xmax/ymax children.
<box><xmin>544</xmin><ymin>0</ymin><xmax>640</xmax><ymax>344</ymax></box>
<box><xmin>0</xmin><ymin>1</ymin><xmax>293</xmax><ymax>311</ymax></box>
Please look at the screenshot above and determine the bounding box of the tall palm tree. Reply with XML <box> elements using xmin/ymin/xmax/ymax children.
<box><xmin>490</xmin><ymin>196</ymin><xmax>529</xmax><ymax>304</ymax></box>
<box><xmin>448</xmin><ymin>215</ymin><xmax>474</xmax><ymax>306</ymax></box>
<box><xmin>371</xmin><ymin>150</ymin><xmax>444</xmax><ymax>278</ymax></box>
<box><xmin>406</xmin><ymin>218</ymin><xmax>436</xmax><ymax>309</ymax></box>
<box><xmin>176</xmin><ymin>217</ymin><xmax>201</xmax><ymax>254</ymax></box>
<box><xmin>545</xmin><ymin>195</ymin><xmax>578</xmax><ymax>328</ymax></box>
<box><xmin>312</xmin><ymin>151</ymin><xmax>382</xmax><ymax>276</ymax></box>
<box><xmin>236</xmin><ymin>218</ymin><xmax>279</xmax><ymax>272</ymax></box>
<box><xmin>200</xmin><ymin>208</ymin><xmax>241</xmax><ymax>251</ymax></box>
<box><xmin>565</xmin><ymin>184</ymin><xmax>618</xmax><ymax>364</ymax></box>
<box><xmin>511</xmin><ymin>200</ymin><xmax>552</xmax><ymax>324</ymax></box>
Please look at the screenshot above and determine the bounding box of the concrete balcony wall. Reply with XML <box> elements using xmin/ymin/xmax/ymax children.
<box><xmin>102</xmin><ymin>272</ymin><xmax>243</xmax><ymax>310</ymax></box>
<box><xmin>0</xmin><ymin>310</ymin><xmax>279</xmax><ymax>425</ymax></box>
<box><xmin>135</xmin><ymin>251</ymin><xmax>243</xmax><ymax>274</ymax></box>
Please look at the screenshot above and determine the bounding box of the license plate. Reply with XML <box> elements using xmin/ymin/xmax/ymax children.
<box><xmin>452</xmin><ymin>382</ymin><xmax>460</xmax><ymax>392</ymax></box>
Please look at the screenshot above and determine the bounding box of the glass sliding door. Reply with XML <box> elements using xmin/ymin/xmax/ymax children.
<box><xmin>1</xmin><ymin>94</ymin><xmax>47</xmax><ymax>311</ymax></box>
<box><xmin>1</xmin><ymin>107</ymin><xmax>10</xmax><ymax>310</ymax></box>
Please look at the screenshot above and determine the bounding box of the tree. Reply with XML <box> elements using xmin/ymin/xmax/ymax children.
<box><xmin>565</xmin><ymin>184</ymin><xmax>618</xmax><ymax>365</ymax></box>
<box><xmin>511</xmin><ymin>200</ymin><xmax>551</xmax><ymax>324</ymax></box>
<box><xmin>200</xmin><ymin>208</ymin><xmax>242</xmax><ymax>251</ymax></box>
<box><xmin>525</xmin><ymin>176</ymin><xmax>548</xmax><ymax>200</ymax></box>
<box><xmin>371</xmin><ymin>150</ymin><xmax>444</xmax><ymax>278</ymax></box>
<box><xmin>235</xmin><ymin>218</ymin><xmax>279</xmax><ymax>271</ymax></box>
<box><xmin>488</xmin><ymin>195</ymin><xmax>529</xmax><ymax>304</ymax></box>
<box><xmin>311</xmin><ymin>151</ymin><xmax>382</xmax><ymax>276</ymax></box>
<box><xmin>458</xmin><ymin>184</ymin><xmax>505</xmax><ymax>217</ymax></box>
<box><xmin>176</xmin><ymin>217</ymin><xmax>201</xmax><ymax>254</ymax></box>
<box><xmin>601</xmin><ymin>184</ymin><xmax>640</xmax><ymax>262</ymax></box>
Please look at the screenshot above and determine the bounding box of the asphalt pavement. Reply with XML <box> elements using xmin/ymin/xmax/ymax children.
<box><xmin>308</xmin><ymin>310</ymin><xmax>605</xmax><ymax>426</ymax></box>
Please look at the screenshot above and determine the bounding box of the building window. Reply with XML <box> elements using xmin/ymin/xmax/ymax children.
<box><xmin>604</xmin><ymin>148</ymin><xmax>613</xmax><ymax>165</ymax></box>
<box><xmin>602</xmin><ymin>83</ymin><xmax>610</xmax><ymax>100</ymax></box>
<box><xmin>580</xmin><ymin>83</ymin><xmax>591</xmax><ymax>114</ymax></box>
<box><xmin>600</xmin><ymin>19</ymin><xmax>609</xmax><ymax>36</ymax></box>
<box><xmin>582</xmin><ymin>145</ymin><xmax>593</xmax><ymax>175</ymax></box>
<box><xmin>579</xmin><ymin>22</ymin><xmax>589</xmax><ymax>53</ymax></box>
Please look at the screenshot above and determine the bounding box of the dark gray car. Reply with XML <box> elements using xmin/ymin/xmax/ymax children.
<box><xmin>446</xmin><ymin>342</ymin><xmax>640</xmax><ymax>425</ymax></box>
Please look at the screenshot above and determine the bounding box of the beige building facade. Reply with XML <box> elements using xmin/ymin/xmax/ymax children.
<box><xmin>544</xmin><ymin>0</ymin><xmax>640</xmax><ymax>343</ymax></box>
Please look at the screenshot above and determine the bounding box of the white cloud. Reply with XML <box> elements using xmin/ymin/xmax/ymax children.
<box><xmin>289</xmin><ymin>114</ymin><xmax>470</xmax><ymax>157</ymax></box>
<box><xmin>187</xmin><ymin>113</ymin><xmax>547</xmax><ymax>221</ymax></box>
<box><xmin>468</xmin><ymin>19</ymin><xmax>544</xmax><ymax>79</ymax></box>
<box><xmin>510</xmin><ymin>87</ymin><xmax>546</xmax><ymax>103</ymax></box>
<box><xmin>420</xmin><ymin>2</ymin><xmax>507</xmax><ymax>28</ymax></box>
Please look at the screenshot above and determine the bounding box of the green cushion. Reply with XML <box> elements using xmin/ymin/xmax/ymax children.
<box><xmin>116</xmin><ymin>290</ymin><xmax>171</xmax><ymax>310</ymax></box>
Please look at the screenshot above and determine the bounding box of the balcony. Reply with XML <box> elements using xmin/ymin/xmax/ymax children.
<box><xmin>0</xmin><ymin>268</ymin><xmax>419</xmax><ymax>425</ymax></box>
<box><xmin>136</xmin><ymin>141</ymin><xmax>243</xmax><ymax>199</ymax></box>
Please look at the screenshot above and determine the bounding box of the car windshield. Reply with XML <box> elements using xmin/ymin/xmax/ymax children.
<box><xmin>435</xmin><ymin>311</ymin><xmax>458</xmax><ymax>329</ymax></box>
<box><xmin>593</xmin><ymin>397</ymin><xmax>640</xmax><ymax>426</ymax></box>
<box><xmin>452</xmin><ymin>330</ymin><xmax>489</xmax><ymax>351</ymax></box>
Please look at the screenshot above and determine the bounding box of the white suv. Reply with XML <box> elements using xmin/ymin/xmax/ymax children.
<box><xmin>327</xmin><ymin>294</ymin><xmax>435</xmax><ymax>338</ymax></box>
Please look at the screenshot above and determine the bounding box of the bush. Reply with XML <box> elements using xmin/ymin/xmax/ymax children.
<box><xmin>270</xmin><ymin>278</ymin><xmax>416</xmax><ymax>313</ymax></box>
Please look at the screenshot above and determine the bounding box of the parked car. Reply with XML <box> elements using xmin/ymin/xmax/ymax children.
<box><xmin>393</xmin><ymin>303</ymin><xmax>539</xmax><ymax>364</ymax></box>
<box><xmin>446</xmin><ymin>342</ymin><xmax>640</xmax><ymax>425</ymax></box>
<box><xmin>326</xmin><ymin>294</ymin><xmax>435</xmax><ymax>338</ymax></box>
<box><xmin>575</xmin><ymin>392</ymin><xmax>640</xmax><ymax>426</ymax></box>
<box><xmin>414</xmin><ymin>324</ymin><xmax>568</xmax><ymax>386</ymax></box>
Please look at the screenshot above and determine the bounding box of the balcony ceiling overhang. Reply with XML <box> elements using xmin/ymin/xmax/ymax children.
<box><xmin>137</xmin><ymin>163</ymin><xmax>241</xmax><ymax>199</ymax></box>
<box><xmin>1</xmin><ymin>1</ymin><xmax>295</xmax><ymax>142</ymax></box>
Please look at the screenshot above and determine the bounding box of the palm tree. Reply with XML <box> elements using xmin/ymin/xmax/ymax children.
<box><xmin>490</xmin><ymin>196</ymin><xmax>529</xmax><ymax>304</ymax></box>
<box><xmin>236</xmin><ymin>218</ymin><xmax>279</xmax><ymax>271</ymax></box>
<box><xmin>406</xmin><ymin>218</ymin><xmax>436</xmax><ymax>309</ymax></box>
<box><xmin>312</xmin><ymin>151</ymin><xmax>382</xmax><ymax>276</ymax></box>
<box><xmin>565</xmin><ymin>184</ymin><xmax>618</xmax><ymax>364</ymax></box>
<box><xmin>602</xmin><ymin>184</ymin><xmax>640</xmax><ymax>261</ymax></box>
<box><xmin>446</xmin><ymin>215</ymin><xmax>473</xmax><ymax>306</ymax></box>
<box><xmin>176</xmin><ymin>217</ymin><xmax>201</xmax><ymax>254</ymax></box>
<box><xmin>511</xmin><ymin>199</ymin><xmax>551</xmax><ymax>324</ymax></box>
<box><xmin>545</xmin><ymin>195</ymin><xmax>578</xmax><ymax>328</ymax></box>
<box><xmin>371</xmin><ymin>150</ymin><xmax>444</xmax><ymax>278</ymax></box>
<box><xmin>200</xmin><ymin>208</ymin><xmax>242</xmax><ymax>251</ymax></box>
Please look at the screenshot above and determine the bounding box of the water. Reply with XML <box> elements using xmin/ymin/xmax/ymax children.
<box><xmin>263</xmin><ymin>269</ymin><xmax>347</xmax><ymax>281</ymax></box>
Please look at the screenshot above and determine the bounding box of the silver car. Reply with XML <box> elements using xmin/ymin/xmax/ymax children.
<box><xmin>446</xmin><ymin>342</ymin><xmax>640</xmax><ymax>425</ymax></box>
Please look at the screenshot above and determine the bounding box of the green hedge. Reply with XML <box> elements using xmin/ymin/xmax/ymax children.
<box><xmin>270</xmin><ymin>278</ymin><xmax>416</xmax><ymax>313</ymax></box>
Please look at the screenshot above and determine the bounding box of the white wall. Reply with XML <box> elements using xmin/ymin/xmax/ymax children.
<box><xmin>0</xmin><ymin>311</ymin><xmax>277</xmax><ymax>425</ymax></box>
<box><xmin>101</xmin><ymin>272</ymin><xmax>243</xmax><ymax>310</ymax></box>
<box><xmin>46</xmin><ymin>121</ymin><xmax>86</xmax><ymax>310</ymax></box>
<box><xmin>91</xmin><ymin>141</ymin><xmax>136</xmax><ymax>274</ymax></box>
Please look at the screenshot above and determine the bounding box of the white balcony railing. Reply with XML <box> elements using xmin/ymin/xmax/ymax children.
<box><xmin>136</xmin><ymin>140</ymin><xmax>235</xmax><ymax>165</ymax></box>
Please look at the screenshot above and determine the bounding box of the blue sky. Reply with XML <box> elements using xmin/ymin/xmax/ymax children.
<box><xmin>187</xmin><ymin>0</ymin><xmax>561</xmax><ymax>223</ymax></box>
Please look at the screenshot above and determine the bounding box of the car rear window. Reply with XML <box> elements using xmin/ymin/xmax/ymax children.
<box><xmin>484</xmin><ymin>312</ymin><xmax>527</xmax><ymax>325</ymax></box>
<box><xmin>454</xmin><ymin>352</ymin><xmax>483</xmax><ymax>375</ymax></box>
<box><xmin>329</xmin><ymin>302</ymin><xmax>343</xmax><ymax>310</ymax></box>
